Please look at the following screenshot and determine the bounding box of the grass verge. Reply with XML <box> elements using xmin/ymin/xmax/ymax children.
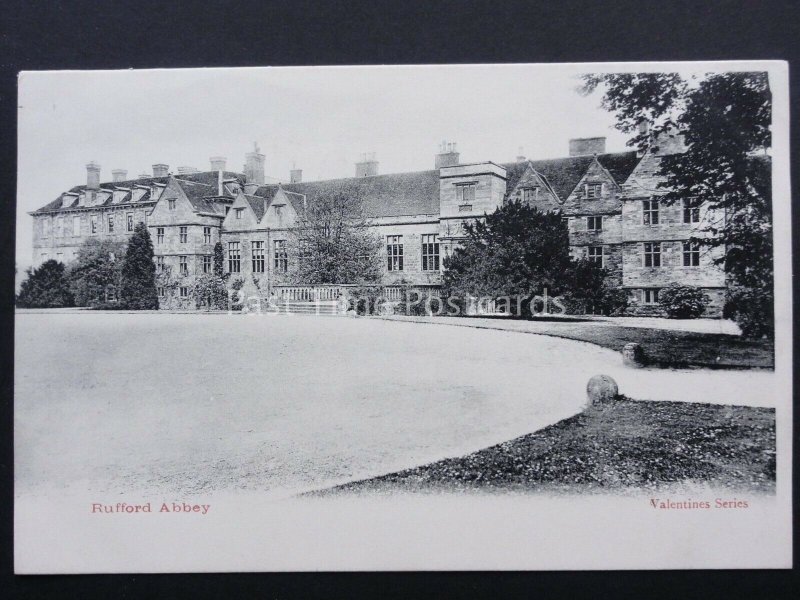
<box><xmin>389</xmin><ymin>315</ymin><xmax>774</xmax><ymax>369</ymax></box>
<box><xmin>323</xmin><ymin>398</ymin><xmax>775</xmax><ymax>495</ymax></box>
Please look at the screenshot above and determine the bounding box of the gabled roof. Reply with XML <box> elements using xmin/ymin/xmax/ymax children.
<box><xmin>243</xmin><ymin>194</ymin><xmax>267</xmax><ymax>221</ymax></box>
<box><xmin>254</xmin><ymin>170</ymin><xmax>441</xmax><ymax>218</ymax></box>
<box><xmin>173</xmin><ymin>179</ymin><xmax>223</xmax><ymax>215</ymax></box>
<box><xmin>501</xmin><ymin>151</ymin><xmax>640</xmax><ymax>201</ymax></box>
<box><xmin>33</xmin><ymin>170</ymin><xmax>245</xmax><ymax>214</ymax></box>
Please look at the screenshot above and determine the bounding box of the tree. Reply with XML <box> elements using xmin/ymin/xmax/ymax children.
<box><xmin>68</xmin><ymin>238</ymin><xmax>125</xmax><ymax>307</ymax></box>
<box><xmin>119</xmin><ymin>222</ymin><xmax>158</xmax><ymax>309</ymax></box>
<box><xmin>287</xmin><ymin>181</ymin><xmax>383</xmax><ymax>285</ymax></box>
<box><xmin>16</xmin><ymin>260</ymin><xmax>73</xmax><ymax>308</ymax></box>
<box><xmin>581</xmin><ymin>71</ymin><xmax>773</xmax><ymax>338</ymax></box>
<box><xmin>443</xmin><ymin>201</ymin><xmax>584</xmax><ymax>314</ymax></box>
<box><xmin>658</xmin><ymin>284</ymin><xmax>709</xmax><ymax>319</ymax></box>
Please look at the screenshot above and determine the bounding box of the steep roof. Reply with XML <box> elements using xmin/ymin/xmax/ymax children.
<box><xmin>173</xmin><ymin>178</ymin><xmax>227</xmax><ymax>215</ymax></box>
<box><xmin>243</xmin><ymin>194</ymin><xmax>267</xmax><ymax>221</ymax></box>
<box><xmin>33</xmin><ymin>171</ymin><xmax>245</xmax><ymax>214</ymax></box>
<box><xmin>501</xmin><ymin>151</ymin><xmax>640</xmax><ymax>201</ymax></box>
<box><xmin>254</xmin><ymin>170</ymin><xmax>441</xmax><ymax>218</ymax></box>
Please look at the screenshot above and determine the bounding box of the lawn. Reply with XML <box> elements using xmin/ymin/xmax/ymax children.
<box><xmin>325</xmin><ymin>397</ymin><xmax>776</xmax><ymax>495</ymax></box>
<box><xmin>383</xmin><ymin>315</ymin><xmax>774</xmax><ymax>369</ymax></box>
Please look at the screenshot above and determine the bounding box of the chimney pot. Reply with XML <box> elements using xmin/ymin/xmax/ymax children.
<box><xmin>568</xmin><ymin>137</ymin><xmax>606</xmax><ymax>157</ymax></box>
<box><xmin>435</xmin><ymin>140</ymin><xmax>460</xmax><ymax>169</ymax></box>
<box><xmin>177</xmin><ymin>166</ymin><xmax>199</xmax><ymax>175</ymax></box>
<box><xmin>111</xmin><ymin>168</ymin><xmax>127</xmax><ymax>183</ymax></box>
<box><xmin>355</xmin><ymin>153</ymin><xmax>379</xmax><ymax>177</ymax></box>
<box><xmin>244</xmin><ymin>143</ymin><xmax>265</xmax><ymax>185</ymax></box>
<box><xmin>152</xmin><ymin>164</ymin><xmax>169</xmax><ymax>177</ymax></box>
<box><xmin>210</xmin><ymin>156</ymin><xmax>227</xmax><ymax>172</ymax></box>
<box><xmin>86</xmin><ymin>162</ymin><xmax>101</xmax><ymax>189</ymax></box>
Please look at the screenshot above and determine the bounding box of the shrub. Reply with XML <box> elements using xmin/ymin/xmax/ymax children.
<box><xmin>658</xmin><ymin>284</ymin><xmax>709</xmax><ymax>319</ymax></box>
<box><xmin>16</xmin><ymin>260</ymin><xmax>74</xmax><ymax>308</ymax></box>
<box><xmin>228</xmin><ymin>277</ymin><xmax>245</xmax><ymax>311</ymax></box>
<box><xmin>395</xmin><ymin>291</ymin><xmax>445</xmax><ymax>316</ymax></box>
<box><xmin>725</xmin><ymin>285</ymin><xmax>774</xmax><ymax>339</ymax></box>
<box><xmin>346</xmin><ymin>285</ymin><xmax>384</xmax><ymax>315</ymax></box>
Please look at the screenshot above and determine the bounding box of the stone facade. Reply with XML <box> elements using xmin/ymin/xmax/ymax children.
<box><xmin>30</xmin><ymin>138</ymin><xmax>731</xmax><ymax>317</ymax></box>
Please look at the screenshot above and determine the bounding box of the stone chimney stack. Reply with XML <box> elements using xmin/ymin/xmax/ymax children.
<box><xmin>355</xmin><ymin>152</ymin><xmax>379</xmax><ymax>177</ymax></box>
<box><xmin>177</xmin><ymin>166</ymin><xmax>199</xmax><ymax>175</ymax></box>
<box><xmin>210</xmin><ymin>156</ymin><xmax>227</xmax><ymax>172</ymax></box>
<box><xmin>435</xmin><ymin>141</ymin><xmax>460</xmax><ymax>169</ymax></box>
<box><xmin>568</xmin><ymin>137</ymin><xmax>606</xmax><ymax>157</ymax></box>
<box><xmin>244</xmin><ymin>142</ymin><xmax>265</xmax><ymax>185</ymax></box>
<box><xmin>290</xmin><ymin>167</ymin><xmax>303</xmax><ymax>184</ymax></box>
<box><xmin>86</xmin><ymin>162</ymin><xmax>101</xmax><ymax>189</ymax></box>
<box><xmin>111</xmin><ymin>169</ymin><xmax>127</xmax><ymax>183</ymax></box>
<box><xmin>152</xmin><ymin>164</ymin><xmax>169</xmax><ymax>177</ymax></box>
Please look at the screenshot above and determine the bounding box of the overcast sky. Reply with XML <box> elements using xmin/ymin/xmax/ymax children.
<box><xmin>18</xmin><ymin>63</ymin><xmax>721</xmax><ymax>269</ymax></box>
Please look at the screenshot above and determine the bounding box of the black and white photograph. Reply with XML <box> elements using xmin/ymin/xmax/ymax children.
<box><xmin>13</xmin><ymin>61</ymin><xmax>791</xmax><ymax>572</ymax></box>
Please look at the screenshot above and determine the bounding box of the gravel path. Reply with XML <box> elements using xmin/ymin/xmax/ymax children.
<box><xmin>16</xmin><ymin>312</ymin><xmax>776</xmax><ymax>498</ymax></box>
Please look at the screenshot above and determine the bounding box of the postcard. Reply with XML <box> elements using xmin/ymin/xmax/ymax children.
<box><xmin>14</xmin><ymin>61</ymin><xmax>791</xmax><ymax>572</ymax></box>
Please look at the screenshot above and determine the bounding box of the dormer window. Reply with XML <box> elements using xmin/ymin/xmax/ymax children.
<box><xmin>274</xmin><ymin>204</ymin><xmax>285</xmax><ymax>217</ymax></box>
<box><xmin>235</xmin><ymin>207</ymin><xmax>244</xmax><ymax>219</ymax></box>
<box><xmin>168</xmin><ymin>199</ymin><xmax>176</xmax><ymax>210</ymax></box>
<box><xmin>585</xmin><ymin>183</ymin><xmax>604</xmax><ymax>199</ymax></box>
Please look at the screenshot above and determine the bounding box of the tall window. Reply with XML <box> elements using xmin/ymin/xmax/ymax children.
<box><xmin>156</xmin><ymin>256</ymin><xmax>165</xmax><ymax>272</ymax></box>
<box><xmin>387</xmin><ymin>235</ymin><xmax>404</xmax><ymax>271</ymax></box>
<box><xmin>73</xmin><ymin>216</ymin><xmax>81</xmax><ymax>236</ymax></box>
<box><xmin>91</xmin><ymin>215</ymin><xmax>98</xmax><ymax>234</ymax></box>
<box><xmin>643</xmin><ymin>242</ymin><xmax>661</xmax><ymax>267</ymax></box>
<box><xmin>456</xmin><ymin>183</ymin><xmax>476</xmax><ymax>204</ymax></box>
<box><xmin>179</xmin><ymin>286</ymin><xmax>189</xmax><ymax>298</ymax></box>
<box><xmin>179</xmin><ymin>226</ymin><xmax>188</xmax><ymax>243</ymax></box>
<box><xmin>228</xmin><ymin>242</ymin><xmax>241</xmax><ymax>273</ymax></box>
<box><xmin>56</xmin><ymin>217</ymin><xmax>63</xmax><ymax>237</ymax></box>
<box><xmin>156</xmin><ymin>227</ymin><xmax>164</xmax><ymax>243</ymax></box>
<box><xmin>587</xmin><ymin>216</ymin><xmax>603</xmax><ymax>231</ymax></box>
<box><xmin>203</xmin><ymin>226</ymin><xmax>212</xmax><ymax>243</ymax></box>
<box><xmin>252</xmin><ymin>241</ymin><xmax>265</xmax><ymax>273</ymax></box>
<box><xmin>157</xmin><ymin>286</ymin><xmax>165</xmax><ymax>299</ymax></box>
<box><xmin>683</xmin><ymin>198</ymin><xmax>701</xmax><ymax>224</ymax></box>
<box><xmin>587</xmin><ymin>246</ymin><xmax>604</xmax><ymax>266</ymax></box>
<box><xmin>41</xmin><ymin>218</ymin><xmax>51</xmax><ymax>237</ymax></box>
<box><xmin>683</xmin><ymin>241</ymin><xmax>700</xmax><ymax>266</ymax></box>
<box><xmin>179</xmin><ymin>255</ymin><xmax>188</xmax><ymax>275</ymax></box>
<box><xmin>273</xmin><ymin>240</ymin><xmax>288</xmax><ymax>273</ymax></box>
<box><xmin>168</xmin><ymin>199</ymin><xmax>176</xmax><ymax>210</ymax></box>
<box><xmin>643</xmin><ymin>199</ymin><xmax>660</xmax><ymax>225</ymax></box>
<box><xmin>642</xmin><ymin>289</ymin><xmax>660</xmax><ymax>305</ymax></box>
<box><xmin>421</xmin><ymin>234</ymin><xmax>440</xmax><ymax>271</ymax></box>
<box><xmin>202</xmin><ymin>255</ymin><xmax>212</xmax><ymax>274</ymax></box>
<box><xmin>107</xmin><ymin>215</ymin><xmax>114</xmax><ymax>233</ymax></box>
<box><xmin>523</xmin><ymin>187</ymin><xmax>539</xmax><ymax>203</ymax></box>
<box><xmin>127</xmin><ymin>213</ymin><xmax>134</xmax><ymax>232</ymax></box>
<box><xmin>585</xmin><ymin>183</ymin><xmax>603</xmax><ymax>199</ymax></box>
<box><xmin>235</xmin><ymin>207</ymin><xmax>244</xmax><ymax>220</ymax></box>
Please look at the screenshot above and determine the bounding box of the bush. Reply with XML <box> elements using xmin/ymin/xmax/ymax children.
<box><xmin>346</xmin><ymin>285</ymin><xmax>384</xmax><ymax>315</ymax></box>
<box><xmin>658</xmin><ymin>284</ymin><xmax>709</xmax><ymax>319</ymax></box>
<box><xmin>395</xmin><ymin>291</ymin><xmax>445</xmax><ymax>316</ymax></box>
<box><xmin>725</xmin><ymin>285</ymin><xmax>774</xmax><ymax>339</ymax></box>
<box><xmin>16</xmin><ymin>260</ymin><xmax>74</xmax><ymax>308</ymax></box>
<box><xmin>228</xmin><ymin>277</ymin><xmax>245</xmax><ymax>311</ymax></box>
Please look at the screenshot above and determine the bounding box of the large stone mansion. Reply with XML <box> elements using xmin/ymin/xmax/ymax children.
<box><xmin>30</xmin><ymin>134</ymin><xmax>727</xmax><ymax>315</ymax></box>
